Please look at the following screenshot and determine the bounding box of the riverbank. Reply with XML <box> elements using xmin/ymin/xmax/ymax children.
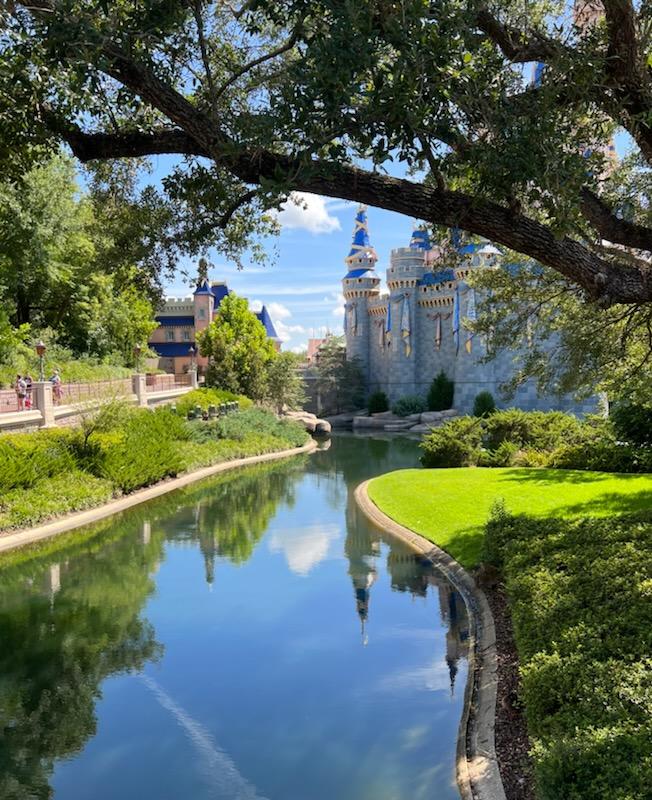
<box><xmin>0</xmin><ymin>438</ymin><xmax>317</xmax><ymax>554</ymax></box>
<box><xmin>366</xmin><ymin>467</ymin><xmax>652</xmax><ymax>567</ymax></box>
<box><xmin>362</xmin><ymin>469</ymin><xmax>652</xmax><ymax>800</ymax></box>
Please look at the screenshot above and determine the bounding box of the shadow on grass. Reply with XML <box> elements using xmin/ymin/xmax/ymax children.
<box><xmin>545</xmin><ymin>490</ymin><xmax>652</xmax><ymax>517</ymax></box>
<box><xmin>497</xmin><ymin>468</ymin><xmax>627</xmax><ymax>485</ymax></box>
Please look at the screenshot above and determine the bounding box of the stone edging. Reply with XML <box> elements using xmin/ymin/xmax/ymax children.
<box><xmin>354</xmin><ymin>480</ymin><xmax>506</xmax><ymax>800</ymax></box>
<box><xmin>0</xmin><ymin>439</ymin><xmax>318</xmax><ymax>555</ymax></box>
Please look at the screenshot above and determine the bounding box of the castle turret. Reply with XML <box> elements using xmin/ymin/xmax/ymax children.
<box><xmin>384</xmin><ymin>225</ymin><xmax>429</xmax><ymax>401</ymax></box>
<box><xmin>342</xmin><ymin>206</ymin><xmax>380</xmax><ymax>381</ymax></box>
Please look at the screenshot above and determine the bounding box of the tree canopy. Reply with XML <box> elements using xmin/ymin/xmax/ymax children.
<box><xmin>197</xmin><ymin>292</ymin><xmax>277</xmax><ymax>399</ymax></box>
<box><xmin>2</xmin><ymin>0</ymin><xmax>652</xmax><ymax>394</ymax></box>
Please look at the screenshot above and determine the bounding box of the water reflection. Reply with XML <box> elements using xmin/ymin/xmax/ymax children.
<box><xmin>0</xmin><ymin>436</ymin><xmax>467</xmax><ymax>800</ymax></box>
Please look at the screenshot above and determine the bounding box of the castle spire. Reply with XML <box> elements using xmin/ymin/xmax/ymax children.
<box><xmin>345</xmin><ymin>205</ymin><xmax>377</xmax><ymax>267</ymax></box>
<box><xmin>409</xmin><ymin>224</ymin><xmax>431</xmax><ymax>251</ymax></box>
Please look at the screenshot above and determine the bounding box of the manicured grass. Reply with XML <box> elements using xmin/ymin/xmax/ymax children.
<box><xmin>367</xmin><ymin>467</ymin><xmax>652</xmax><ymax>567</ymax></box>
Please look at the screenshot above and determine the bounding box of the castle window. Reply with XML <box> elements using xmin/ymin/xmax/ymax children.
<box><xmin>166</xmin><ymin>330</ymin><xmax>175</xmax><ymax>342</ymax></box>
<box><xmin>183</xmin><ymin>330</ymin><xmax>190</xmax><ymax>341</ymax></box>
<box><xmin>198</xmin><ymin>308</ymin><xmax>206</xmax><ymax>319</ymax></box>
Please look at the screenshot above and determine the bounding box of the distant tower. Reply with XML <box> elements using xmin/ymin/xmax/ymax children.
<box><xmin>193</xmin><ymin>278</ymin><xmax>215</xmax><ymax>371</ymax></box>
<box><xmin>342</xmin><ymin>205</ymin><xmax>380</xmax><ymax>382</ymax></box>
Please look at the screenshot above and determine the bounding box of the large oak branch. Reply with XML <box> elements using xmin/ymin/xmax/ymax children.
<box><xmin>56</xmin><ymin>124</ymin><xmax>652</xmax><ymax>305</ymax></box>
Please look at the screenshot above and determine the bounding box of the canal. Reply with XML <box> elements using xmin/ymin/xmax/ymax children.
<box><xmin>0</xmin><ymin>434</ymin><xmax>468</xmax><ymax>800</ymax></box>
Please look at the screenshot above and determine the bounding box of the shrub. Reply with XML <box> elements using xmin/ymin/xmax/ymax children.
<box><xmin>185</xmin><ymin>408</ymin><xmax>307</xmax><ymax>449</ymax></box>
<box><xmin>427</xmin><ymin>370</ymin><xmax>454</xmax><ymax>411</ymax></box>
<box><xmin>368</xmin><ymin>390</ymin><xmax>389</xmax><ymax>414</ymax></box>
<box><xmin>175</xmin><ymin>388</ymin><xmax>252</xmax><ymax>416</ymax></box>
<box><xmin>0</xmin><ymin>429</ymin><xmax>76</xmax><ymax>491</ymax></box>
<box><xmin>484</xmin><ymin>510</ymin><xmax>652</xmax><ymax>800</ymax></box>
<box><xmin>547</xmin><ymin>441</ymin><xmax>652</xmax><ymax>473</ymax></box>
<box><xmin>392</xmin><ymin>395</ymin><xmax>426</xmax><ymax>417</ymax></box>
<box><xmin>0</xmin><ymin>471</ymin><xmax>113</xmax><ymax>529</ymax></box>
<box><xmin>477</xmin><ymin>440</ymin><xmax>518</xmax><ymax>467</ymax></box>
<box><xmin>87</xmin><ymin>407</ymin><xmax>185</xmax><ymax>493</ymax></box>
<box><xmin>610</xmin><ymin>402</ymin><xmax>652</xmax><ymax>446</ymax></box>
<box><xmin>473</xmin><ymin>391</ymin><xmax>496</xmax><ymax>417</ymax></box>
<box><xmin>483</xmin><ymin>409</ymin><xmax>589</xmax><ymax>451</ymax></box>
<box><xmin>420</xmin><ymin>417</ymin><xmax>483</xmax><ymax>467</ymax></box>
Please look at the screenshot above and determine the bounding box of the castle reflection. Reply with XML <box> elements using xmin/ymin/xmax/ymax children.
<box><xmin>345</xmin><ymin>495</ymin><xmax>469</xmax><ymax>691</ymax></box>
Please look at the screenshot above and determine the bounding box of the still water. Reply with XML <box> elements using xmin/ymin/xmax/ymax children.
<box><xmin>0</xmin><ymin>434</ymin><xmax>468</xmax><ymax>800</ymax></box>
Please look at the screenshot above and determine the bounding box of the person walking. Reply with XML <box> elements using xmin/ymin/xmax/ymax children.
<box><xmin>24</xmin><ymin>373</ymin><xmax>33</xmax><ymax>409</ymax></box>
<box><xmin>50</xmin><ymin>369</ymin><xmax>63</xmax><ymax>405</ymax></box>
<box><xmin>14</xmin><ymin>374</ymin><xmax>27</xmax><ymax>411</ymax></box>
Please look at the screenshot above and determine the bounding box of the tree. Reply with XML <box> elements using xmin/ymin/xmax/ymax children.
<box><xmin>266</xmin><ymin>351</ymin><xmax>306</xmax><ymax>413</ymax></box>
<box><xmin>0</xmin><ymin>154</ymin><xmax>96</xmax><ymax>327</ymax></box>
<box><xmin>4</xmin><ymin>0</ymin><xmax>652</xmax><ymax>395</ymax></box>
<box><xmin>314</xmin><ymin>336</ymin><xmax>364</xmax><ymax>413</ymax></box>
<box><xmin>196</xmin><ymin>293</ymin><xmax>276</xmax><ymax>400</ymax></box>
<box><xmin>2</xmin><ymin>0</ymin><xmax>652</xmax><ymax>305</ymax></box>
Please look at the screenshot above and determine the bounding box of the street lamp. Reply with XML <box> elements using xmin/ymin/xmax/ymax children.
<box><xmin>35</xmin><ymin>340</ymin><xmax>46</xmax><ymax>382</ymax></box>
<box><xmin>133</xmin><ymin>343</ymin><xmax>142</xmax><ymax>373</ymax></box>
<box><xmin>189</xmin><ymin>345</ymin><xmax>196</xmax><ymax>371</ymax></box>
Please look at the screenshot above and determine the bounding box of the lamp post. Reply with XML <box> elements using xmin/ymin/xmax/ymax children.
<box><xmin>189</xmin><ymin>345</ymin><xmax>196</xmax><ymax>372</ymax></box>
<box><xmin>35</xmin><ymin>340</ymin><xmax>46</xmax><ymax>382</ymax></box>
<box><xmin>133</xmin><ymin>343</ymin><xmax>142</xmax><ymax>374</ymax></box>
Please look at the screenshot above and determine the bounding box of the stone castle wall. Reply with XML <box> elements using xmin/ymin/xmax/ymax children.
<box><xmin>344</xmin><ymin>239</ymin><xmax>598</xmax><ymax>415</ymax></box>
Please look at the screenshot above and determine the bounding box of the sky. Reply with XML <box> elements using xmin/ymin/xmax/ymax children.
<box><xmin>162</xmin><ymin>185</ymin><xmax>420</xmax><ymax>355</ymax></box>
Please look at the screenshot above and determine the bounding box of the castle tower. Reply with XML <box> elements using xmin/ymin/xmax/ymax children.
<box><xmin>193</xmin><ymin>278</ymin><xmax>215</xmax><ymax>370</ymax></box>
<box><xmin>342</xmin><ymin>206</ymin><xmax>380</xmax><ymax>382</ymax></box>
<box><xmin>384</xmin><ymin>225</ymin><xmax>428</xmax><ymax>402</ymax></box>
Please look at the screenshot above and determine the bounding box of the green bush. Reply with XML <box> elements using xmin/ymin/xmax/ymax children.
<box><xmin>392</xmin><ymin>395</ymin><xmax>426</xmax><ymax>417</ymax></box>
<box><xmin>610</xmin><ymin>402</ymin><xmax>652</xmax><ymax>447</ymax></box>
<box><xmin>175</xmin><ymin>388</ymin><xmax>252</xmax><ymax>416</ymax></box>
<box><xmin>185</xmin><ymin>408</ymin><xmax>307</xmax><ymax>449</ymax></box>
<box><xmin>0</xmin><ymin>429</ymin><xmax>76</xmax><ymax>491</ymax></box>
<box><xmin>484</xmin><ymin>510</ymin><xmax>652</xmax><ymax>800</ymax></box>
<box><xmin>427</xmin><ymin>370</ymin><xmax>454</xmax><ymax>411</ymax></box>
<box><xmin>420</xmin><ymin>417</ymin><xmax>483</xmax><ymax>467</ymax></box>
<box><xmin>473</xmin><ymin>391</ymin><xmax>496</xmax><ymax>417</ymax></box>
<box><xmin>483</xmin><ymin>409</ymin><xmax>590</xmax><ymax>451</ymax></box>
<box><xmin>0</xmin><ymin>471</ymin><xmax>113</xmax><ymax>529</ymax></box>
<box><xmin>367</xmin><ymin>390</ymin><xmax>389</xmax><ymax>414</ymax></box>
<box><xmin>87</xmin><ymin>407</ymin><xmax>185</xmax><ymax>493</ymax></box>
<box><xmin>547</xmin><ymin>441</ymin><xmax>652</xmax><ymax>473</ymax></box>
<box><xmin>477</xmin><ymin>440</ymin><xmax>518</xmax><ymax>467</ymax></box>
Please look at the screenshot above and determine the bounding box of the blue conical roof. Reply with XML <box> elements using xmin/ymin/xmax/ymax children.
<box><xmin>409</xmin><ymin>227</ymin><xmax>431</xmax><ymax>250</ymax></box>
<box><xmin>193</xmin><ymin>278</ymin><xmax>213</xmax><ymax>295</ymax></box>
<box><xmin>345</xmin><ymin>205</ymin><xmax>377</xmax><ymax>265</ymax></box>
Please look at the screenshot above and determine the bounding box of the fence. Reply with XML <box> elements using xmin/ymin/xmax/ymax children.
<box><xmin>145</xmin><ymin>373</ymin><xmax>193</xmax><ymax>392</ymax></box>
<box><xmin>1</xmin><ymin>377</ymin><xmax>133</xmax><ymax>415</ymax></box>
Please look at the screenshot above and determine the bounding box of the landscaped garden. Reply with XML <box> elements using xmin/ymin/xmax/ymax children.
<box><xmin>366</xmin><ymin>407</ymin><xmax>652</xmax><ymax>800</ymax></box>
<box><xmin>0</xmin><ymin>390</ymin><xmax>308</xmax><ymax>531</ymax></box>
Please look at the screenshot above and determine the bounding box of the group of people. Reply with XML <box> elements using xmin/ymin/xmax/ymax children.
<box><xmin>14</xmin><ymin>370</ymin><xmax>63</xmax><ymax>411</ymax></box>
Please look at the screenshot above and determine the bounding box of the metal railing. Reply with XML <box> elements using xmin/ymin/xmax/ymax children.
<box><xmin>145</xmin><ymin>373</ymin><xmax>193</xmax><ymax>392</ymax></box>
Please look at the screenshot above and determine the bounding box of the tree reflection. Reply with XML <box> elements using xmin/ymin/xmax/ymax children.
<box><xmin>0</xmin><ymin>526</ymin><xmax>165</xmax><ymax>800</ymax></box>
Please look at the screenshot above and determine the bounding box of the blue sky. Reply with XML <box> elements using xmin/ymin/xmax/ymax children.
<box><xmin>162</xmin><ymin>186</ymin><xmax>418</xmax><ymax>354</ymax></box>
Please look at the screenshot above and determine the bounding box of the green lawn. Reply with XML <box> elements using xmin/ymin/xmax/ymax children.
<box><xmin>367</xmin><ymin>467</ymin><xmax>652</xmax><ymax>567</ymax></box>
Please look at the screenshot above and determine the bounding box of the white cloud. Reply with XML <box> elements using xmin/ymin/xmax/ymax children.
<box><xmin>291</xmin><ymin>343</ymin><xmax>308</xmax><ymax>354</ymax></box>
<box><xmin>249</xmin><ymin>298</ymin><xmax>263</xmax><ymax>312</ymax></box>
<box><xmin>273</xmin><ymin>319</ymin><xmax>306</xmax><ymax>343</ymax></box>
<box><xmin>276</xmin><ymin>193</ymin><xmax>342</xmax><ymax>234</ymax></box>
<box><xmin>329</xmin><ymin>291</ymin><xmax>345</xmax><ymax>317</ymax></box>
<box><xmin>268</xmin><ymin>523</ymin><xmax>341</xmax><ymax>576</ymax></box>
<box><xmin>267</xmin><ymin>301</ymin><xmax>291</xmax><ymax>320</ymax></box>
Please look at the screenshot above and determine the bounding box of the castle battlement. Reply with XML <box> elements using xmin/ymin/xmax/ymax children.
<box><xmin>341</xmin><ymin>206</ymin><xmax>598</xmax><ymax>415</ymax></box>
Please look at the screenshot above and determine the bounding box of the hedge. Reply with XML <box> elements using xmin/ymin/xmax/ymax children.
<box><xmin>0</xmin><ymin>403</ymin><xmax>308</xmax><ymax>530</ymax></box>
<box><xmin>484</xmin><ymin>509</ymin><xmax>652</xmax><ymax>800</ymax></box>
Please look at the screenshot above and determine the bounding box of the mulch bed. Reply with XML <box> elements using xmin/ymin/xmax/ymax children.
<box><xmin>483</xmin><ymin>579</ymin><xmax>536</xmax><ymax>800</ymax></box>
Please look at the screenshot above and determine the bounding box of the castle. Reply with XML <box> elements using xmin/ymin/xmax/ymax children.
<box><xmin>342</xmin><ymin>206</ymin><xmax>596</xmax><ymax>415</ymax></box>
<box><xmin>149</xmin><ymin>279</ymin><xmax>280</xmax><ymax>374</ymax></box>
